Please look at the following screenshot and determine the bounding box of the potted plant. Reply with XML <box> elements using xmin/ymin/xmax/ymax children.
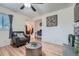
<box><xmin>75</xmin><ymin>38</ymin><xmax>79</xmax><ymax>56</ymax></box>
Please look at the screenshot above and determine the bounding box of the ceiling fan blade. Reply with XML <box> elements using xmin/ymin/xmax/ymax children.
<box><xmin>31</xmin><ymin>5</ymin><xmax>36</xmax><ymax>12</ymax></box>
<box><xmin>20</xmin><ymin>5</ymin><xmax>25</xmax><ymax>9</ymax></box>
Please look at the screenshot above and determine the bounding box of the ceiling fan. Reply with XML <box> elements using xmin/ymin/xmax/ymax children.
<box><xmin>20</xmin><ymin>3</ymin><xmax>44</xmax><ymax>12</ymax></box>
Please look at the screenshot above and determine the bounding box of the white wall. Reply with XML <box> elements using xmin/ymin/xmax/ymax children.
<box><xmin>35</xmin><ymin>20</ymin><xmax>42</xmax><ymax>31</ymax></box>
<box><xmin>33</xmin><ymin>6</ymin><xmax>74</xmax><ymax>45</ymax></box>
<box><xmin>0</xmin><ymin>6</ymin><xmax>31</xmax><ymax>47</ymax></box>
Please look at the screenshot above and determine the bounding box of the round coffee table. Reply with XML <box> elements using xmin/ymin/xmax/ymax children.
<box><xmin>25</xmin><ymin>42</ymin><xmax>42</xmax><ymax>56</ymax></box>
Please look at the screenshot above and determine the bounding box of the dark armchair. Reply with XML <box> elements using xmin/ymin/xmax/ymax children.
<box><xmin>11</xmin><ymin>31</ymin><xmax>30</xmax><ymax>47</ymax></box>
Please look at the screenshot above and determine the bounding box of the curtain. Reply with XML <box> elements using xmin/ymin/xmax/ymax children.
<box><xmin>9</xmin><ymin>15</ymin><xmax>13</xmax><ymax>38</ymax></box>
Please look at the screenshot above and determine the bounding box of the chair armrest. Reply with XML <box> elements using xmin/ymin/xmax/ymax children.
<box><xmin>23</xmin><ymin>33</ymin><xmax>30</xmax><ymax>38</ymax></box>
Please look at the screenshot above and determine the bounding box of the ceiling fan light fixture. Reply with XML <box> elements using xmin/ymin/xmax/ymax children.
<box><xmin>24</xmin><ymin>3</ymin><xmax>31</xmax><ymax>8</ymax></box>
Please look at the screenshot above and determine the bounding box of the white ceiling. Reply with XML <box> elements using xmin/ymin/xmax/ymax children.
<box><xmin>0</xmin><ymin>3</ymin><xmax>74</xmax><ymax>18</ymax></box>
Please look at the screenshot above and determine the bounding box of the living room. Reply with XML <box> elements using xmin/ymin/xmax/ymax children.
<box><xmin>0</xmin><ymin>3</ymin><xmax>79</xmax><ymax>56</ymax></box>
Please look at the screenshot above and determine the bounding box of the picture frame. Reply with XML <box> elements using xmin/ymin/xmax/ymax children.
<box><xmin>46</xmin><ymin>15</ymin><xmax>57</xmax><ymax>27</ymax></box>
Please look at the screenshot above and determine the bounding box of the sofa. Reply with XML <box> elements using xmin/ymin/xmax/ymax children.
<box><xmin>11</xmin><ymin>31</ymin><xmax>30</xmax><ymax>47</ymax></box>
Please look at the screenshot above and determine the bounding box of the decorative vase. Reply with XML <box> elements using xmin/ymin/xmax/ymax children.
<box><xmin>31</xmin><ymin>42</ymin><xmax>37</xmax><ymax>47</ymax></box>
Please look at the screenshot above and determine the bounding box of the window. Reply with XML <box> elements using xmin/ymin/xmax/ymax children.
<box><xmin>0</xmin><ymin>14</ymin><xmax>10</xmax><ymax>30</ymax></box>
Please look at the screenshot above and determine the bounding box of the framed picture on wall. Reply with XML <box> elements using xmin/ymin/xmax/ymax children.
<box><xmin>40</xmin><ymin>22</ymin><xmax>42</xmax><ymax>26</ymax></box>
<box><xmin>38</xmin><ymin>19</ymin><xmax>42</xmax><ymax>27</ymax></box>
<box><xmin>46</xmin><ymin>15</ymin><xmax>57</xmax><ymax>27</ymax></box>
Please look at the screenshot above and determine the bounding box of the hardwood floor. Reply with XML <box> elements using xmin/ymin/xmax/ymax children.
<box><xmin>42</xmin><ymin>42</ymin><xmax>64</xmax><ymax>56</ymax></box>
<box><xmin>0</xmin><ymin>41</ymin><xmax>64</xmax><ymax>56</ymax></box>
